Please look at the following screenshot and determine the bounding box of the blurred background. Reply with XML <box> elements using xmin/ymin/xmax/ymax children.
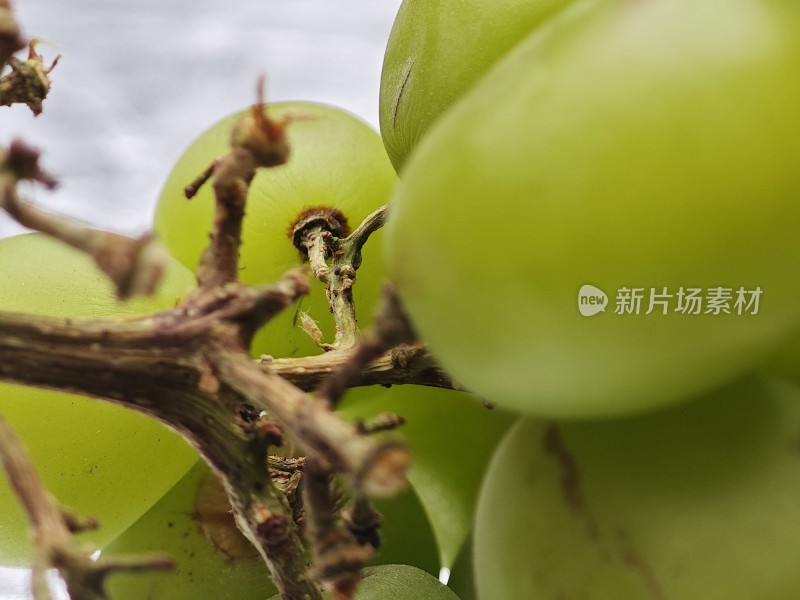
<box><xmin>0</xmin><ymin>0</ymin><xmax>402</xmax><ymax>596</ymax></box>
<box><xmin>0</xmin><ymin>0</ymin><xmax>401</xmax><ymax>239</ymax></box>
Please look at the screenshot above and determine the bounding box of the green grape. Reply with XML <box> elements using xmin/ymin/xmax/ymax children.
<box><xmin>339</xmin><ymin>386</ymin><xmax>514</xmax><ymax>569</ymax></box>
<box><xmin>104</xmin><ymin>461</ymin><xmax>278</xmax><ymax>600</ymax></box>
<box><xmin>380</xmin><ymin>0</ymin><xmax>575</xmax><ymax>171</ymax></box>
<box><xmin>267</xmin><ymin>565</ymin><xmax>461</xmax><ymax>600</ymax></box>
<box><xmin>154</xmin><ymin>101</ymin><xmax>396</xmax><ymax>359</ymax></box>
<box><xmin>474</xmin><ymin>375</ymin><xmax>800</xmax><ymax>600</ymax></box>
<box><xmin>0</xmin><ymin>233</ymin><xmax>198</xmax><ymax>565</ymax></box>
<box><xmin>106</xmin><ymin>460</ymin><xmax>440</xmax><ymax>599</ymax></box>
<box><xmin>765</xmin><ymin>335</ymin><xmax>800</xmax><ymax>385</ymax></box>
<box><xmin>385</xmin><ymin>0</ymin><xmax>800</xmax><ymax>417</ymax></box>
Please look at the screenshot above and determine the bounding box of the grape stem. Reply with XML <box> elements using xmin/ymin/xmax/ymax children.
<box><xmin>0</xmin><ymin>274</ymin><xmax>324</xmax><ymax>600</ymax></box>
<box><xmin>0</xmin><ymin>271</ymin><xmax>436</xmax><ymax>595</ymax></box>
<box><xmin>0</xmin><ymin>269</ymin><xmax>421</xmax><ymax>599</ymax></box>
<box><xmin>262</xmin><ymin>340</ymin><xmax>459</xmax><ymax>392</ymax></box>
<box><xmin>192</xmin><ymin>76</ymin><xmax>291</xmax><ymax>289</ymax></box>
<box><xmin>294</xmin><ymin>204</ymin><xmax>389</xmax><ymax>352</ymax></box>
<box><xmin>303</xmin><ymin>459</ymin><xmax>374</xmax><ymax>599</ymax></box>
<box><xmin>0</xmin><ymin>69</ymin><xmax>456</xmax><ymax>600</ymax></box>
<box><xmin>0</xmin><ymin>40</ymin><xmax>60</xmax><ymax>115</ymax></box>
<box><xmin>315</xmin><ymin>283</ymin><xmax>422</xmax><ymax>408</ymax></box>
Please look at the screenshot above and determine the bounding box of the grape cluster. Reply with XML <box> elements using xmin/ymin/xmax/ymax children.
<box><xmin>4</xmin><ymin>1</ymin><xmax>800</xmax><ymax>598</ymax></box>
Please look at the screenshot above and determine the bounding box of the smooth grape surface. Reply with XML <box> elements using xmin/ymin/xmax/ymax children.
<box><xmin>386</xmin><ymin>0</ymin><xmax>800</xmax><ymax>417</ymax></box>
<box><xmin>379</xmin><ymin>0</ymin><xmax>575</xmax><ymax>171</ymax></box>
<box><xmin>105</xmin><ymin>461</ymin><xmax>278</xmax><ymax>600</ymax></box>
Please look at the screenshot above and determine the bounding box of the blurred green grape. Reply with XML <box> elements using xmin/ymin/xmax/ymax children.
<box><xmin>475</xmin><ymin>375</ymin><xmax>800</xmax><ymax>599</ymax></box>
<box><xmin>154</xmin><ymin>101</ymin><xmax>396</xmax><ymax>360</ymax></box>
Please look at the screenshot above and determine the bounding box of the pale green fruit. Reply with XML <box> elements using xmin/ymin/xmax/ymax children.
<box><xmin>475</xmin><ymin>375</ymin><xmax>800</xmax><ymax>600</ymax></box>
<box><xmin>765</xmin><ymin>335</ymin><xmax>800</xmax><ymax>385</ymax></box>
<box><xmin>267</xmin><ymin>564</ymin><xmax>462</xmax><ymax>600</ymax></box>
<box><xmin>105</xmin><ymin>461</ymin><xmax>277</xmax><ymax>600</ymax></box>
<box><xmin>0</xmin><ymin>233</ymin><xmax>197</xmax><ymax>565</ymax></box>
<box><xmin>154</xmin><ymin>102</ymin><xmax>396</xmax><ymax>360</ymax></box>
<box><xmin>386</xmin><ymin>0</ymin><xmax>800</xmax><ymax>417</ymax></box>
<box><xmin>380</xmin><ymin>0</ymin><xmax>575</xmax><ymax>170</ymax></box>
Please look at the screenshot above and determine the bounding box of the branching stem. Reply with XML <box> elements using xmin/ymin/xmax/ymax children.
<box><xmin>294</xmin><ymin>204</ymin><xmax>390</xmax><ymax>352</ymax></box>
<box><xmin>0</xmin><ymin>59</ymin><xmax>448</xmax><ymax>600</ymax></box>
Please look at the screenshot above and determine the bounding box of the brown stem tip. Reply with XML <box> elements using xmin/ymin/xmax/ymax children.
<box><xmin>290</xmin><ymin>206</ymin><xmax>351</xmax><ymax>255</ymax></box>
<box><xmin>229</xmin><ymin>76</ymin><xmax>291</xmax><ymax>168</ymax></box>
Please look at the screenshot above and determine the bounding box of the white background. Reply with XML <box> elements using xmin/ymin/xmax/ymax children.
<box><xmin>0</xmin><ymin>0</ymin><xmax>402</xmax><ymax>596</ymax></box>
